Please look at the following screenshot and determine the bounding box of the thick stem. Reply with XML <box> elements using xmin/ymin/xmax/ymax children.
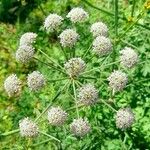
<box><xmin>131</xmin><ymin>0</ymin><xmax>136</xmax><ymax>17</ymax></box>
<box><xmin>82</xmin><ymin>0</ymin><xmax>150</xmax><ymax>30</ymax></box>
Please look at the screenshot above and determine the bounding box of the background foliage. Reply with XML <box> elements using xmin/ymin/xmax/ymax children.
<box><xmin>0</xmin><ymin>0</ymin><xmax>150</xmax><ymax>149</ymax></box>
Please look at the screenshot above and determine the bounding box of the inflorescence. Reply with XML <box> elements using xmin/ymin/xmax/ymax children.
<box><xmin>3</xmin><ymin>7</ymin><xmax>138</xmax><ymax>141</ymax></box>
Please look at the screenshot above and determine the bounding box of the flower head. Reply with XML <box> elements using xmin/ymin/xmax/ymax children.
<box><xmin>27</xmin><ymin>71</ymin><xmax>45</xmax><ymax>91</ymax></box>
<box><xmin>70</xmin><ymin>118</ymin><xmax>90</xmax><ymax>137</ymax></box>
<box><xmin>16</xmin><ymin>45</ymin><xmax>35</xmax><ymax>64</ymax></box>
<box><xmin>48</xmin><ymin>107</ymin><xmax>67</xmax><ymax>126</ymax></box>
<box><xmin>120</xmin><ymin>47</ymin><xmax>138</xmax><ymax>68</ymax></box>
<box><xmin>116</xmin><ymin>107</ymin><xmax>135</xmax><ymax>130</ymax></box>
<box><xmin>67</xmin><ymin>7</ymin><xmax>89</xmax><ymax>23</ymax></box>
<box><xmin>92</xmin><ymin>36</ymin><xmax>112</xmax><ymax>56</ymax></box>
<box><xmin>59</xmin><ymin>29</ymin><xmax>79</xmax><ymax>47</ymax></box>
<box><xmin>64</xmin><ymin>57</ymin><xmax>86</xmax><ymax>77</ymax></box>
<box><xmin>19</xmin><ymin>32</ymin><xmax>37</xmax><ymax>46</ymax></box>
<box><xmin>78</xmin><ymin>84</ymin><xmax>98</xmax><ymax>106</ymax></box>
<box><xmin>4</xmin><ymin>74</ymin><xmax>21</xmax><ymax>97</ymax></box>
<box><xmin>107</xmin><ymin>70</ymin><xmax>128</xmax><ymax>92</ymax></box>
<box><xmin>19</xmin><ymin>117</ymin><xmax>38</xmax><ymax>137</ymax></box>
<box><xmin>44</xmin><ymin>14</ymin><xmax>63</xmax><ymax>32</ymax></box>
<box><xmin>90</xmin><ymin>22</ymin><xmax>108</xmax><ymax>37</ymax></box>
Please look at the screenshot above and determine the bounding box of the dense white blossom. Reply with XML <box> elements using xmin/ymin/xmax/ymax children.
<box><xmin>116</xmin><ymin>108</ymin><xmax>135</xmax><ymax>130</ymax></box>
<box><xmin>67</xmin><ymin>7</ymin><xmax>89</xmax><ymax>23</ymax></box>
<box><xmin>27</xmin><ymin>71</ymin><xmax>45</xmax><ymax>91</ymax></box>
<box><xmin>120</xmin><ymin>47</ymin><xmax>138</xmax><ymax>68</ymax></box>
<box><xmin>78</xmin><ymin>84</ymin><xmax>98</xmax><ymax>106</ymax></box>
<box><xmin>92</xmin><ymin>36</ymin><xmax>112</xmax><ymax>56</ymax></box>
<box><xmin>59</xmin><ymin>29</ymin><xmax>79</xmax><ymax>47</ymax></box>
<box><xmin>64</xmin><ymin>57</ymin><xmax>86</xmax><ymax>77</ymax></box>
<box><xmin>107</xmin><ymin>70</ymin><xmax>128</xmax><ymax>92</ymax></box>
<box><xmin>44</xmin><ymin>14</ymin><xmax>63</xmax><ymax>31</ymax></box>
<box><xmin>90</xmin><ymin>22</ymin><xmax>108</xmax><ymax>37</ymax></box>
<box><xmin>19</xmin><ymin>32</ymin><xmax>37</xmax><ymax>46</ymax></box>
<box><xmin>48</xmin><ymin>107</ymin><xmax>67</xmax><ymax>126</ymax></box>
<box><xmin>19</xmin><ymin>117</ymin><xmax>38</xmax><ymax>137</ymax></box>
<box><xmin>16</xmin><ymin>45</ymin><xmax>35</xmax><ymax>63</ymax></box>
<box><xmin>70</xmin><ymin>118</ymin><xmax>90</xmax><ymax>136</ymax></box>
<box><xmin>4</xmin><ymin>74</ymin><xmax>21</xmax><ymax>97</ymax></box>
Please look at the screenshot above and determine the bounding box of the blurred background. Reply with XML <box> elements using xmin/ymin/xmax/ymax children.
<box><xmin>0</xmin><ymin>0</ymin><xmax>150</xmax><ymax>149</ymax></box>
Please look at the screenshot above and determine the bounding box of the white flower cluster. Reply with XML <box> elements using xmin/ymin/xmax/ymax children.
<box><xmin>115</xmin><ymin>108</ymin><xmax>135</xmax><ymax>130</ymax></box>
<box><xmin>120</xmin><ymin>47</ymin><xmax>138</xmax><ymax>68</ymax></box>
<box><xmin>108</xmin><ymin>70</ymin><xmax>128</xmax><ymax>92</ymax></box>
<box><xmin>44</xmin><ymin>14</ymin><xmax>63</xmax><ymax>32</ymax></box>
<box><xmin>27</xmin><ymin>71</ymin><xmax>45</xmax><ymax>91</ymax></box>
<box><xmin>90</xmin><ymin>22</ymin><xmax>108</xmax><ymax>37</ymax></box>
<box><xmin>59</xmin><ymin>29</ymin><xmax>79</xmax><ymax>47</ymax></box>
<box><xmin>19</xmin><ymin>32</ymin><xmax>37</xmax><ymax>46</ymax></box>
<box><xmin>4</xmin><ymin>74</ymin><xmax>21</xmax><ymax>97</ymax></box>
<box><xmin>48</xmin><ymin>107</ymin><xmax>67</xmax><ymax>126</ymax></box>
<box><xmin>92</xmin><ymin>36</ymin><xmax>112</xmax><ymax>56</ymax></box>
<box><xmin>67</xmin><ymin>7</ymin><xmax>89</xmax><ymax>23</ymax></box>
<box><xmin>16</xmin><ymin>32</ymin><xmax>37</xmax><ymax>64</ymax></box>
<box><xmin>78</xmin><ymin>84</ymin><xmax>98</xmax><ymax>106</ymax></box>
<box><xmin>19</xmin><ymin>117</ymin><xmax>38</xmax><ymax>137</ymax></box>
<box><xmin>16</xmin><ymin>45</ymin><xmax>35</xmax><ymax>63</ymax></box>
<box><xmin>64</xmin><ymin>57</ymin><xmax>86</xmax><ymax>77</ymax></box>
<box><xmin>70</xmin><ymin>118</ymin><xmax>90</xmax><ymax>137</ymax></box>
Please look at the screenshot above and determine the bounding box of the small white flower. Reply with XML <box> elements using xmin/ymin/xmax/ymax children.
<box><xmin>78</xmin><ymin>84</ymin><xmax>98</xmax><ymax>106</ymax></box>
<box><xmin>92</xmin><ymin>36</ymin><xmax>112</xmax><ymax>56</ymax></box>
<box><xmin>44</xmin><ymin>13</ymin><xmax>63</xmax><ymax>31</ymax></box>
<box><xmin>67</xmin><ymin>7</ymin><xmax>89</xmax><ymax>23</ymax></box>
<box><xmin>116</xmin><ymin>108</ymin><xmax>135</xmax><ymax>130</ymax></box>
<box><xmin>27</xmin><ymin>71</ymin><xmax>45</xmax><ymax>91</ymax></box>
<box><xmin>59</xmin><ymin>29</ymin><xmax>79</xmax><ymax>47</ymax></box>
<box><xmin>19</xmin><ymin>32</ymin><xmax>37</xmax><ymax>46</ymax></box>
<box><xmin>19</xmin><ymin>117</ymin><xmax>38</xmax><ymax>137</ymax></box>
<box><xmin>4</xmin><ymin>74</ymin><xmax>21</xmax><ymax>97</ymax></box>
<box><xmin>64</xmin><ymin>57</ymin><xmax>86</xmax><ymax>77</ymax></box>
<box><xmin>48</xmin><ymin>107</ymin><xmax>67</xmax><ymax>126</ymax></box>
<box><xmin>90</xmin><ymin>22</ymin><xmax>108</xmax><ymax>37</ymax></box>
<box><xmin>120</xmin><ymin>47</ymin><xmax>138</xmax><ymax>68</ymax></box>
<box><xmin>16</xmin><ymin>45</ymin><xmax>35</xmax><ymax>64</ymax></box>
<box><xmin>70</xmin><ymin>118</ymin><xmax>90</xmax><ymax>137</ymax></box>
<box><xmin>107</xmin><ymin>70</ymin><xmax>128</xmax><ymax>92</ymax></box>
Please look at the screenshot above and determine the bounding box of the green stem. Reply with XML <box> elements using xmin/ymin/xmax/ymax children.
<box><xmin>0</xmin><ymin>129</ymin><xmax>19</xmax><ymax>136</ymax></box>
<box><xmin>38</xmin><ymin>49</ymin><xmax>64</xmax><ymax>70</ymax></box>
<box><xmin>79</xmin><ymin>76</ymin><xmax>96</xmax><ymax>80</ymax></box>
<box><xmin>112</xmin><ymin>0</ymin><xmax>119</xmax><ymax>70</ymax></box>
<box><xmin>60</xmin><ymin>45</ymin><xmax>68</xmax><ymax>61</ymax></box>
<box><xmin>131</xmin><ymin>0</ymin><xmax>136</xmax><ymax>17</ymax></box>
<box><xmin>114</xmin><ymin>0</ymin><xmax>119</xmax><ymax>37</ymax></box>
<box><xmin>34</xmin><ymin>57</ymin><xmax>66</xmax><ymax>75</ymax></box>
<box><xmin>82</xmin><ymin>0</ymin><xmax>150</xmax><ymax>31</ymax></box>
<box><xmin>72</xmin><ymin>80</ymin><xmax>80</xmax><ymax>118</ymax></box>
<box><xmin>32</xmin><ymin>138</ymin><xmax>52</xmax><ymax>147</ymax></box>
<box><xmin>83</xmin><ymin>44</ymin><xmax>92</xmax><ymax>58</ymax></box>
<box><xmin>47</xmin><ymin>77</ymin><xmax>69</xmax><ymax>82</ymax></box>
<box><xmin>101</xmin><ymin>99</ymin><xmax>117</xmax><ymax>112</ymax></box>
<box><xmin>39</xmin><ymin>131</ymin><xmax>60</xmax><ymax>143</ymax></box>
<box><xmin>35</xmin><ymin>81</ymin><xmax>69</xmax><ymax>122</ymax></box>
